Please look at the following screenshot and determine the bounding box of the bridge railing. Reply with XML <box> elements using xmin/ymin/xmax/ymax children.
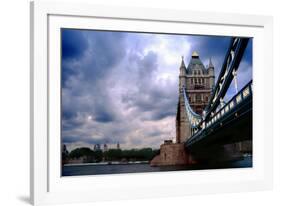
<box><xmin>186</xmin><ymin>80</ymin><xmax>252</xmax><ymax>147</ymax></box>
<box><xmin>204</xmin><ymin>80</ymin><xmax>252</xmax><ymax>130</ymax></box>
<box><xmin>194</xmin><ymin>80</ymin><xmax>252</xmax><ymax>136</ymax></box>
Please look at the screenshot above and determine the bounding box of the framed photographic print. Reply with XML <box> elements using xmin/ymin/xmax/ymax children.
<box><xmin>30</xmin><ymin>0</ymin><xmax>273</xmax><ymax>205</ymax></box>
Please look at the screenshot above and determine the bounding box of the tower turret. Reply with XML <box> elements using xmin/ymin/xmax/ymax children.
<box><xmin>179</xmin><ymin>56</ymin><xmax>187</xmax><ymax>89</ymax></box>
<box><xmin>207</xmin><ymin>58</ymin><xmax>215</xmax><ymax>89</ymax></box>
<box><xmin>207</xmin><ymin>58</ymin><xmax>214</xmax><ymax>75</ymax></box>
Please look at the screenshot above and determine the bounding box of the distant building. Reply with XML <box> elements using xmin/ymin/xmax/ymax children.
<box><xmin>93</xmin><ymin>144</ymin><xmax>101</xmax><ymax>151</ymax></box>
<box><xmin>103</xmin><ymin>143</ymin><xmax>108</xmax><ymax>152</ymax></box>
<box><xmin>117</xmin><ymin>142</ymin><xmax>120</xmax><ymax>150</ymax></box>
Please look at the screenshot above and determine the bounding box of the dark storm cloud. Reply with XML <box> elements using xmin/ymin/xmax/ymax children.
<box><xmin>62</xmin><ymin>114</ymin><xmax>83</xmax><ymax>131</ymax></box>
<box><xmin>61</xmin><ymin>29</ymin><xmax>252</xmax><ymax>150</ymax></box>
<box><xmin>62</xmin><ymin>30</ymin><xmax>127</xmax><ymax>128</ymax></box>
<box><xmin>63</xmin><ymin>135</ymin><xmax>116</xmax><ymax>145</ymax></box>
<box><xmin>137</xmin><ymin>51</ymin><xmax>158</xmax><ymax>78</ymax></box>
<box><xmin>122</xmin><ymin>86</ymin><xmax>177</xmax><ymax>121</ymax></box>
<box><xmin>81</xmin><ymin>31</ymin><xmax>126</xmax><ymax>82</ymax></box>
<box><xmin>186</xmin><ymin>36</ymin><xmax>252</xmax><ymax>82</ymax></box>
<box><xmin>187</xmin><ymin>35</ymin><xmax>231</xmax><ymax>59</ymax></box>
<box><xmin>120</xmin><ymin>50</ymin><xmax>177</xmax><ymax>121</ymax></box>
<box><xmin>62</xmin><ymin>30</ymin><xmax>126</xmax><ymax>87</ymax></box>
<box><xmin>150</xmin><ymin>109</ymin><xmax>176</xmax><ymax>121</ymax></box>
<box><xmin>62</xmin><ymin>29</ymin><xmax>88</xmax><ymax>59</ymax></box>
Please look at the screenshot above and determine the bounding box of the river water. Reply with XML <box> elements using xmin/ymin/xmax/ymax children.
<box><xmin>62</xmin><ymin>156</ymin><xmax>252</xmax><ymax>176</ymax></box>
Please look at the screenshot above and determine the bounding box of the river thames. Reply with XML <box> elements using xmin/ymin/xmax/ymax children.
<box><xmin>62</xmin><ymin>156</ymin><xmax>252</xmax><ymax>176</ymax></box>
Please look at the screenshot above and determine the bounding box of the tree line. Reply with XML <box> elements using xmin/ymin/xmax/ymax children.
<box><xmin>62</xmin><ymin>145</ymin><xmax>160</xmax><ymax>163</ymax></box>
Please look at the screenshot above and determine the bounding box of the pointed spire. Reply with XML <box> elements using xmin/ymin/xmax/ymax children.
<box><xmin>179</xmin><ymin>56</ymin><xmax>186</xmax><ymax>76</ymax></box>
<box><xmin>208</xmin><ymin>57</ymin><xmax>214</xmax><ymax>68</ymax></box>
<box><xmin>180</xmin><ymin>55</ymin><xmax>186</xmax><ymax>68</ymax></box>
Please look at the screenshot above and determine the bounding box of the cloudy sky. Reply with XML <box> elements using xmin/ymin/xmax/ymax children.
<box><xmin>61</xmin><ymin>29</ymin><xmax>252</xmax><ymax>151</ymax></box>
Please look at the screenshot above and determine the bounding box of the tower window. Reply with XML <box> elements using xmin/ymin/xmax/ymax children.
<box><xmin>196</xmin><ymin>94</ymin><xmax>201</xmax><ymax>102</ymax></box>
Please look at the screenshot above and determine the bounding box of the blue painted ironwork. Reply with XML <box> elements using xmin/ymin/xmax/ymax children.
<box><xmin>204</xmin><ymin>37</ymin><xmax>249</xmax><ymax>119</ymax></box>
<box><xmin>180</xmin><ymin>37</ymin><xmax>252</xmax><ymax>147</ymax></box>
<box><xmin>185</xmin><ymin>80</ymin><xmax>252</xmax><ymax>148</ymax></box>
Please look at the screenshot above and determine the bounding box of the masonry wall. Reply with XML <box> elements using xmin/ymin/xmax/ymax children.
<box><xmin>176</xmin><ymin>91</ymin><xmax>192</xmax><ymax>143</ymax></box>
<box><xmin>150</xmin><ymin>143</ymin><xmax>193</xmax><ymax>166</ymax></box>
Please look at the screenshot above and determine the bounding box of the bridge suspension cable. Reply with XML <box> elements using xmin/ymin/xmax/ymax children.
<box><xmin>181</xmin><ymin>37</ymin><xmax>251</xmax><ymax>140</ymax></box>
<box><xmin>181</xmin><ymin>86</ymin><xmax>202</xmax><ymax>129</ymax></box>
<box><xmin>204</xmin><ymin>37</ymin><xmax>250</xmax><ymax>119</ymax></box>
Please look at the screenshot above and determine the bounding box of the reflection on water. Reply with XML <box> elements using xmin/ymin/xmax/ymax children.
<box><xmin>62</xmin><ymin>156</ymin><xmax>252</xmax><ymax>176</ymax></box>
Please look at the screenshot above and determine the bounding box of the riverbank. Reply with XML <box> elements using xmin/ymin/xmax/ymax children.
<box><xmin>62</xmin><ymin>156</ymin><xmax>252</xmax><ymax>176</ymax></box>
<box><xmin>64</xmin><ymin>160</ymin><xmax>149</xmax><ymax>167</ymax></box>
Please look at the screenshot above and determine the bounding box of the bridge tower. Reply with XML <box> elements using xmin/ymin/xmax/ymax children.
<box><xmin>176</xmin><ymin>57</ymin><xmax>191</xmax><ymax>143</ymax></box>
<box><xmin>176</xmin><ymin>52</ymin><xmax>215</xmax><ymax>143</ymax></box>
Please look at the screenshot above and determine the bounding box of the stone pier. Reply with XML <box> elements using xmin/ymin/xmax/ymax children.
<box><xmin>150</xmin><ymin>140</ymin><xmax>195</xmax><ymax>166</ymax></box>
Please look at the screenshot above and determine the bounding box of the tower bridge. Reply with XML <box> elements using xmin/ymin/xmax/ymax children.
<box><xmin>150</xmin><ymin>37</ymin><xmax>252</xmax><ymax>166</ymax></box>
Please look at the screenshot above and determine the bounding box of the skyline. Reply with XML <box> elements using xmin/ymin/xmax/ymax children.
<box><xmin>61</xmin><ymin>29</ymin><xmax>252</xmax><ymax>151</ymax></box>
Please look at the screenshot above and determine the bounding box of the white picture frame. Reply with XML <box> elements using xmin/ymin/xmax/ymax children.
<box><xmin>30</xmin><ymin>0</ymin><xmax>273</xmax><ymax>205</ymax></box>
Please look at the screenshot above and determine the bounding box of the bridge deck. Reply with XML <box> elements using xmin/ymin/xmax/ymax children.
<box><xmin>185</xmin><ymin>81</ymin><xmax>252</xmax><ymax>149</ymax></box>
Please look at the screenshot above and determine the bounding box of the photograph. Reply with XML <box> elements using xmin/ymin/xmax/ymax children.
<box><xmin>61</xmin><ymin>29</ymin><xmax>253</xmax><ymax>176</ymax></box>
